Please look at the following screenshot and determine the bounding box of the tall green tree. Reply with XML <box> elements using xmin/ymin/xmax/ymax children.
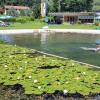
<box><xmin>32</xmin><ymin>0</ymin><xmax>41</xmax><ymax>18</ymax></box>
<box><xmin>0</xmin><ymin>0</ymin><xmax>6</xmax><ymax>7</ymax></box>
<box><xmin>47</xmin><ymin>0</ymin><xmax>60</xmax><ymax>12</ymax></box>
<box><xmin>61</xmin><ymin>0</ymin><xmax>93</xmax><ymax>12</ymax></box>
<box><xmin>85</xmin><ymin>0</ymin><xmax>93</xmax><ymax>11</ymax></box>
<box><xmin>47</xmin><ymin>0</ymin><xmax>93</xmax><ymax>12</ymax></box>
<box><xmin>0</xmin><ymin>0</ymin><xmax>94</xmax><ymax>17</ymax></box>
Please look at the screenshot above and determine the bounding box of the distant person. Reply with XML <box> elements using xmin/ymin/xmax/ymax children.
<box><xmin>95</xmin><ymin>44</ymin><xmax>100</xmax><ymax>51</ymax></box>
<box><xmin>80</xmin><ymin>40</ymin><xmax>100</xmax><ymax>52</ymax></box>
<box><xmin>95</xmin><ymin>40</ymin><xmax>100</xmax><ymax>51</ymax></box>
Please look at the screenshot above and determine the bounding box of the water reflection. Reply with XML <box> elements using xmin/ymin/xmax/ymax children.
<box><xmin>0</xmin><ymin>33</ymin><xmax>100</xmax><ymax>66</ymax></box>
<box><xmin>0</xmin><ymin>35</ymin><xmax>14</xmax><ymax>43</ymax></box>
<box><xmin>40</xmin><ymin>33</ymin><xmax>49</xmax><ymax>50</ymax></box>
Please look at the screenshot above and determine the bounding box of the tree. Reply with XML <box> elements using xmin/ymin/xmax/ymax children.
<box><xmin>47</xmin><ymin>0</ymin><xmax>54</xmax><ymax>13</ymax></box>
<box><xmin>32</xmin><ymin>0</ymin><xmax>41</xmax><ymax>18</ymax></box>
<box><xmin>0</xmin><ymin>0</ymin><xmax>94</xmax><ymax>17</ymax></box>
<box><xmin>52</xmin><ymin>0</ymin><xmax>59</xmax><ymax>12</ymax></box>
<box><xmin>47</xmin><ymin>0</ymin><xmax>59</xmax><ymax>13</ymax></box>
<box><xmin>85</xmin><ymin>0</ymin><xmax>93</xmax><ymax>11</ymax></box>
<box><xmin>6</xmin><ymin>8</ymin><xmax>19</xmax><ymax>17</ymax></box>
<box><xmin>61</xmin><ymin>0</ymin><xmax>93</xmax><ymax>12</ymax></box>
<box><xmin>0</xmin><ymin>0</ymin><xmax>6</xmax><ymax>7</ymax></box>
<box><xmin>47</xmin><ymin>0</ymin><xmax>93</xmax><ymax>12</ymax></box>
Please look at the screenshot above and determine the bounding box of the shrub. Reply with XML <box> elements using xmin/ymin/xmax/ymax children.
<box><xmin>20</xmin><ymin>10</ymin><xmax>33</xmax><ymax>16</ymax></box>
<box><xmin>16</xmin><ymin>17</ymin><xmax>27</xmax><ymax>23</ymax></box>
<box><xmin>95</xmin><ymin>20</ymin><xmax>99</xmax><ymax>26</ymax></box>
<box><xmin>24</xmin><ymin>16</ymin><xmax>33</xmax><ymax>21</ymax></box>
<box><xmin>77</xmin><ymin>20</ymin><xmax>82</xmax><ymax>24</ymax></box>
<box><xmin>5</xmin><ymin>16</ymin><xmax>34</xmax><ymax>23</ymax></box>
<box><xmin>6</xmin><ymin>9</ymin><xmax>19</xmax><ymax>17</ymax></box>
<box><xmin>20</xmin><ymin>10</ymin><xmax>26</xmax><ymax>16</ymax></box>
<box><xmin>0</xmin><ymin>39</ymin><xmax>6</xmax><ymax>44</ymax></box>
<box><xmin>30</xmin><ymin>17</ymin><xmax>34</xmax><ymax>21</ymax></box>
<box><xmin>15</xmin><ymin>16</ymin><xmax>34</xmax><ymax>23</ymax></box>
<box><xmin>48</xmin><ymin>16</ymin><xmax>54</xmax><ymax>21</ymax></box>
<box><xmin>39</xmin><ymin>17</ymin><xmax>45</xmax><ymax>22</ymax></box>
<box><xmin>7</xmin><ymin>18</ymin><xmax>16</xmax><ymax>22</ymax></box>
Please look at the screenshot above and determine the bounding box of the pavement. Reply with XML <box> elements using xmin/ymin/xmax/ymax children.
<box><xmin>0</xmin><ymin>29</ymin><xmax>100</xmax><ymax>34</ymax></box>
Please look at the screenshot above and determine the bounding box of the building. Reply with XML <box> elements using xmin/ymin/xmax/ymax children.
<box><xmin>0</xmin><ymin>7</ymin><xmax>4</xmax><ymax>14</ymax></box>
<box><xmin>49</xmin><ymin>12</ymin><xmax>95</xmax><ymax>24</ymax></box>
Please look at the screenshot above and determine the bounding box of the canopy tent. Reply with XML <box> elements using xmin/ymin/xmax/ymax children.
<box><xmin>0</xmin><ymin>15</ymin><xmax>13</xmax><ymax>20</ymax></box>
<box><xmin>95</xmin><ymin>16</ymin><xmax>100</xmax><ymax>20</ymax></box>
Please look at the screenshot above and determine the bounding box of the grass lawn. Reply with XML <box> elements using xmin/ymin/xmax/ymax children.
<box><xmin>0</xmin><ymin>21</ymin><xmax>99</xmax><ymax>30</ymax></box>
<box><xmin>49</xmin><ymin>23</ymin><xmax>99</xmax><ymax>29</ymax></box>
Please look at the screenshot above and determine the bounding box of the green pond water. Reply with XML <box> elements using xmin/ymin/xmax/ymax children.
<box><xmin>0</xmin><ymin>33</ymin><xmax>100</xmax><ymax>66</ymax></box>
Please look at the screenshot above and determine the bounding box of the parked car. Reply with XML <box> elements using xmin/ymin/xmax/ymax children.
<box><xmin>0</xmin><ymin>21</ymin><xmax>8</xmax><ymax>27</ymax></box>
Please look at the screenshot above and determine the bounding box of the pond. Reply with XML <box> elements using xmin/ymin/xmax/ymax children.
<box><xmin>0</xmin><ymin>32</ymin><xmax>100</xmax><ymax>67</ymax></box>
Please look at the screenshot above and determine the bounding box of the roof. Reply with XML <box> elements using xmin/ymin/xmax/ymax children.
<box><xmin>49</xmin><ymin>12</ymin><xmax>95</xmax><ymax>16</ymax></box>
<box><xmin>0</xmin><ymin>7</ymin><xmax>4</xmax><ymax>13</ymax></box>
<box><xmin>5</xmin><ymin>6</ymin><xmax>30</xmax><ymax>10</ymax></box>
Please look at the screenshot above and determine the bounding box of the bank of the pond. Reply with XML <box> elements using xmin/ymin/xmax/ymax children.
<box><xmin>0</xmin><ymin>29</ymin><xmax>100</xmax><ymax>34</ymax></box>
<box><xmin>0</xmin><ymin>84</ymin><xmax>100</xmax><ymax>100</ymax></box>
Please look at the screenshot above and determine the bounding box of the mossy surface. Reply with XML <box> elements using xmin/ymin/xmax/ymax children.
<box><xmin>0</xmin><ymin>44</ymin><xmax>100</xmax><ymax>96</ymax></box>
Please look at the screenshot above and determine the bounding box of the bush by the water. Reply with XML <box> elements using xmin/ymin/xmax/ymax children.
<box><xmin>6</xmin><ymin>16</ymin><xmax>34</xmax><ymax>23</ymax></box>
<box><xmin>95</xmin><ymin>20</ymin><xmax>99</xmax><ymax>26</ymax></box>
<box><xmin>0</xmin><ymin>39</ymin><xmax>6</xmax><ymax>44</ymax></box>
<box><xmin>0</xmin><ymin>44</ymin><xmax>100</xmax><ymax>96</ymax></box>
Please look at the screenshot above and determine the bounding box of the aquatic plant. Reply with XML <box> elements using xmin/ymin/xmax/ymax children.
<box><xmin>0</xmin><ymin>44</ymin><xmax>100</xmax><ymax>96</ymax></box>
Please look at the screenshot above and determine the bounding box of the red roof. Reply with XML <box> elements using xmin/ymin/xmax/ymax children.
<box><xmin>5</xmin><ymin>6</ymin><xmax>30</xmax><ymax>10</ymax></box>
<box><xmin>0</xmin><ymin>7</ymin><xmax>4</xmax><ymax>13</ymax></box>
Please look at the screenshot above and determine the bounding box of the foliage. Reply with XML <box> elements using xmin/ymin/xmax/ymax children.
<box><xmin>48</xmin><ymin>16</ymin><xmax>54</xmax><ymax>21</ymax></box>
<box><xmin>6</xmin><ymin>7</ymin><xmax>33</xmax><ymax>17</ymax></box>
<box><xmin>47</xmin><ymin>0</ymin><xmax>93</xmax><ymax>13</ymax></box>
<box><xmin>47</xmin><ymin>0</ymin><xmax>59</xmax><ymax>12</ymax></box>
<box><xmin>46</xmin><ymin>0</ymin><xmax>54</xmax><ymax>13</ymax></box>
<box><xmin>77</xmin><ymin>20</ymin><xmax>82</xmax><ymax>24</ymax></box>
<box><xmin>7</xmin><ymin>16</ymin><xmax>34</xmax><ymax>23</ymax></box>
<box><xmin>0</xmin><ymin>0</ymin><xmax>94</xmax><ymax>16</ymax></box>
<box><xmin>6</xmin><ymin>17</ymin><xmax>16</xmax><ymax>22</ymax></box>
<box><xmin>31</xmin><ymin>0</ymin><xmax>41</xmax><ymax>18</ymax></box>
<box><xmin>0</xmin><ymin>44</ymin><xmax>100</xmax><ymax>96</ymax></box>
<box><xmin>15</xmin><ymin>16</ymin><xmax>27</xmax><ymax>23</ymax></box>
<box><xmin>20</xmin><ymin>9</ymin><xmax>33</xmax><ymax>16</ymax></box>
<box><xmin>6</xmin><ymin>8</ymin><xmax>19</xmax><ymax>17</ymax></box>
<box><xmin>94</xmin><ymin>20</ymin><xmax>99</xmax><ymax>26</ymax></box>
<box><xmin>0</xmin><ymin>0</ymin><xmax>36</xmax><ymax>7</ymax></box>
<box><xmin>0</xmin><ymin>39</ymin><xmax>5</xmax><ymax>44</ymax></box>
<box><xmin>93</xmin><ymin>0</ymin><xmax>100</xmax><ymax>11</ymax></box>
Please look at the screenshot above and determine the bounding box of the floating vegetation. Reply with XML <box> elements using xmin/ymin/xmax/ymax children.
<box><xmin>0</xmin><ymin>44</ymin><xmax>100</xmax><ymax>96</ymax></box>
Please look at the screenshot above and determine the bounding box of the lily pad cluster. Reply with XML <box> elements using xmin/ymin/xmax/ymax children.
<box><xmin>0</xmin><ymin>44</ymin><xmax>100</xmax><ymax>96</ymax></box>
